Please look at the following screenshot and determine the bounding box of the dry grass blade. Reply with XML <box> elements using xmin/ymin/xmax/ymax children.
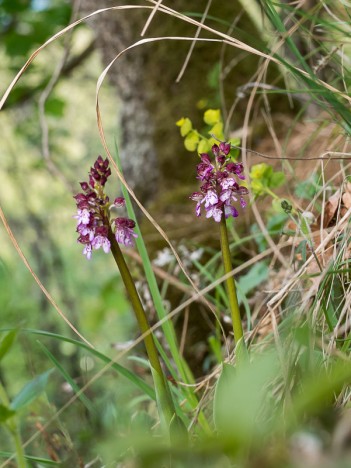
<box><xmin>146</xmin><ymin>0</ymin><xmax>351</xmax><ymax>105</ymax></box>
<box><xmin>268</xmin><ymin>207</ymin><xmax>351</xmax><ymax>310</ymax></box>
<box><xmin>0</xmin><ymin>204</ymin><xmax>94</xmax><ymax>349</ymax></box>
<box><xmin>94</xmin><ymin>35</ymin><xmax>232</xmax><ymax>352</ymax></box>
<box><xmin>1</xmin><ymin>3</ymin><xmax>351</xmax><ymax>113</ymax></box>
<box><xmin>175</xmin><ymin>0</ymin><xmax>213</xmax><ymax>82</ymax></box>
<box><xmin>141</xmin><ymin>0</ymin><xmax>163</xmax><ymax>36</ymax></box>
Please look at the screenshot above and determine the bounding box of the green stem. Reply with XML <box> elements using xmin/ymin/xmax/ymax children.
<box><xmin>0</xmin><ymin>381</ymin><xmax>26</xmax><ymax>468</ymax></box>
<box><xmin>219</xmin><ymin>212</ymin><xmax>245</xmax><ymax>349</ymax></box>
<box><xmin>12</xmin><ymin>429</ymin><xmax>26</xmax><ymax>468</ymax></box>
<box><xmin>107</xmin><ymin>227</ymin><xmax>176</xmax><ymax>429</ymax></box>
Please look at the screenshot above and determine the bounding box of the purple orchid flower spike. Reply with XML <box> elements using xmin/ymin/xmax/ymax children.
<box><xmin>73</xmin><ymin>156</ymin><xmax>138</xmax><ymax>259</ymax></box>
<box><xmin>190</xmin><ymin>142</ymin><xmax>248</xmax><ymax>222</ymax></box>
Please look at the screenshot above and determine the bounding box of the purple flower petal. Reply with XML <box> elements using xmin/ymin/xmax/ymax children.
<box><xmin>206</xmin><ymin>206</ymin><xmax>222</xmax><ymax>222</ymax></box>
<box><xmin>114</xmin><ymin>197</ymin><xmax>125</xmax><ymax>208</ymax></box>
<box><xmin>92</xmin><ymin>235</ymin><xmax>111</xmax><ymax>253</ymax></box>
<box><xmin>74</xmin><ymin>208</ymin><xmax>90</xmax><ymax>225</ymax></box>
<box><xmin>204</xmin><ymin>189</ymin><xmax>218</xmax><ymax>207</ymax></box>
<box><xmin>240</xmin><ymin>197</ymin><xmax>247</xmax><ymax>208</ymax></box>
<box><xmin>114</xmin><ymin>217</ymin><xmax>138</xmax><ymax>247</ymax></box>
<box><xmin>220</xmin><ymin>178</ymin><xmax>235</xmax><ymax>190</ymax></box>
<box><xmin>83</xmin><ymin>244</ymin><xmax>92</xmax><ymax>260</ymax></box>
<box><xmin>224</xmin><ymin>205</ymin><xmax>239</xmax><ymax>218</ymax></box>
<box><xmin>195</xmin><ymin>202</ymin><xmax>201</xmax><ymax>217</ymax></box>
<box><xmin>219</xmin><ymin>142</ymin><xmax>231</xmax><ymax>155</ymax></box>
<box><xmin>190</xmin><ymin>192</ymin><xmax>203</xmax><ymax>202</ymax></box>
<box><xmin>211</xmin><ymin>144</ymin><xmax>219</xmax><ymax>156</ymax></box>
<box><xmin>220</xmin><ymin>189</ymin><xmax>232</xmax><ymax>203</ymax></box>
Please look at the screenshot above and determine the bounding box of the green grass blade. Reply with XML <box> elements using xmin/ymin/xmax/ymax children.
<box><xmin>113</xmin><ymin>142</ymin><xmax>192</xmax><ymax>382</ymax></box>
<box><xmin>0</xmin><ymin>452</ymin><xmax>60</xmax><ymax>465</ymax></box>
<box><xmin>36</xmin><ymin>340</ymin><xmax>95</xmax><ymax>413</ymax></box>
<box><xmin>258</xmin><ymin>0</ymin><xmax>351</xmax><ymax>133</ymax></box>
<box><xmin>113</xmin><ymin>141</ymin><xmax>211</xmax><ymax>433</ymax></box>
<box><xmin>0</xmin><ymin>328</ymin><xmax>155</xmax><ymax>400</ymax></box>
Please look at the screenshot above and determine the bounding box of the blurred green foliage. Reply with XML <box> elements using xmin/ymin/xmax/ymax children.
<box><xmin>1</xmin><ymin>0</ymin><xmax>351</xmax><ymax>466</ymax></box>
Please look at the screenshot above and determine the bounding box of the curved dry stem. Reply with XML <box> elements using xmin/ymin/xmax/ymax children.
<box><xmin>141</xmin><ymin>0</ymin><xmax>164</xmax><ymax>36</ymax></box>
<box><xmin>1</xmin><ymin>3</ymin><xmax>350</xmax><ymax>110</ymax></box>
<box><xmin>0</xmin><ymin>204</ymin><xmax>94</xmax><ymax>349</ymax></box>
<box><xmin>94</xmin><ymin>35</ymin><xmax>233</xmax><ymax>354</ymax></box>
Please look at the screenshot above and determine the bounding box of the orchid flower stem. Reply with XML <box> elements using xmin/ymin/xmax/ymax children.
<box><xmin>107</xmin><ymin>227</ymin><xmax>176</xmax><ymax>430</ymax></box>
<box><xmin>219</xmin><ymin>212</ymin><xmax>246</xmax><ymax>353</ymax></box>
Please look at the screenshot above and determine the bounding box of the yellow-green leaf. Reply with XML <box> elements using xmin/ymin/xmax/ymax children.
<box><xmin>184</xmin><ymin>131</ymin><xmax>200</xmax><ymax>152</ymax></box>
<box><xmin>209</xmin><ymin>122</ymin><xmax>224</xmax><ymax>140</ymax></box>
<box><xmin>229</xmin><ymin>137</ymin><xmax>241</xmax><ymax>147</ymax></box>
<box><xmin>251</xmin><ymin>179</ymin><xmax>264</xmax><ymax>195</ymax></box>
<box><xmin>181</xmin><ymin>118</ymin><xmax>193</xmax><ymax>137</ymax></box>
<box><xmin>270</xmin><ymin>171</ymin><xmax>285</xmax><ymax>188</ymax></box>
<box><xmin>250</xmin><ymin>163</ymin><xmax>271</xmax><ymax>180</ymax></box>
<box><xmin>208</xmin><ymin>137</ymin><xmax>217</xmax><ymax>148</ymax></box>
<box><xmin>204</xmin><ymin>109</ymin><xmax>221</xmax><ymax>125</ymax></box>
<box><xmin>197</xmin><ymin>139</ymin><xmax>210</xmax><ymax>154</ymax></box>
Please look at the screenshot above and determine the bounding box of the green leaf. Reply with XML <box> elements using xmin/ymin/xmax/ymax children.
<box><xmin>229</xmin><ymin>138</ymin><xmax>241</xmax><ymax>160</ymax></box>
<box><xmin>237</xmin><ymin>261</ymin><xmax>269</xmax><ymax>296</ymax></box>
<box><xmin>267</xmin><ymin>213</ymin><xmax>288</xmax><ymax>231</ymax></box>
<box><xmin>296</xmin><ymin>240</ymin><xmax>308</xmax><ymax>263</ymax></box>
<box><xmin>208</xmin><ymin>336</ymin><xmax>223</xmax><ymax>364</ymax></box>
<box><xmin>197</xmin><ymin>139</ymin><xmax>210</xmax><ymax>154</ymax></box>
<box><xmin>10</xmin><ymin>369</ymin><xmax>54</xmax><ymax>411</ymax></box>
<box><xmin>45</xmin><ymin>97</ymin><xmax>66</xmax><ymax>117</ymax></box>
<box><xmin>250</xmin><ymin>163</ymin><xmax>271</xmax><ymax>180</ymax></box>
<box><xmin>176</xmin><ymin>117</ymin><xmax>192</xmax><ymax>136</ymax></box>
<box><xmin>251</xmin><ymin>179</ymin><xmax>265</xmax><ymax>196</ymax></box>
<box><xmin>295</xmin><ymin>174</ymin><xmax>320</xmax><ymax>200</ymax></box>
<box><xmin>214</xmin><ymin>352</ymin><xmax>279</xmax><ymax>445</ymax></box>
<box><xmin>209</xmin><ymin>122</ymin><xmax>224</xmax><ymax>140</ymax></box>
<box><xmin>203</xmin><ymin>109</ymin><xmax>221</xmax><ymax>125</ymax></box>
<box><xmin>0</xmin><ymin>330</ymin><xmax>17</xmax><ymax>362</ymax></box>
<box><xmin>289</xmin><ymin>359</ymin><xmax>351</xmax><ymax>423</ymax></box>
<box><xmin>298</xmin><ymin>213</ymin><xmax>311</xmax><ymax>237</ymax></box>
<box><xmin>269</xmin><ymin>171</ymin><xmax>285</xmax><ymax>188</ymax></box>
<box><xmin>229</xmin><ymin>137</ymin><xmax>241</xmax><ymax>147</ymax></box>
<box><xmin>0</xmin><ymin>404</ymin><xmax>15</xmax><ymax>423</ymax></box>
<box><xmin>181</xmin><ymin>118</ymin><xmax>192</xmax><ymax>137</ymax></box>
<box><xmin>184</xmin><ymin>131</ymin><xmax>199</xmax><ymax>151</ymax></box>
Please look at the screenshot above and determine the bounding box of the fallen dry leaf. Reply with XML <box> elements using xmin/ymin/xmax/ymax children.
<box><xmin>319</xmin><ymin>190</ymin><xmax>340</xmax><ymax>228</ymax></box>
<box><xmin>342</xmin><ymin>192</ymin><xmax>351</xmax><ymax>209</ymax></box>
